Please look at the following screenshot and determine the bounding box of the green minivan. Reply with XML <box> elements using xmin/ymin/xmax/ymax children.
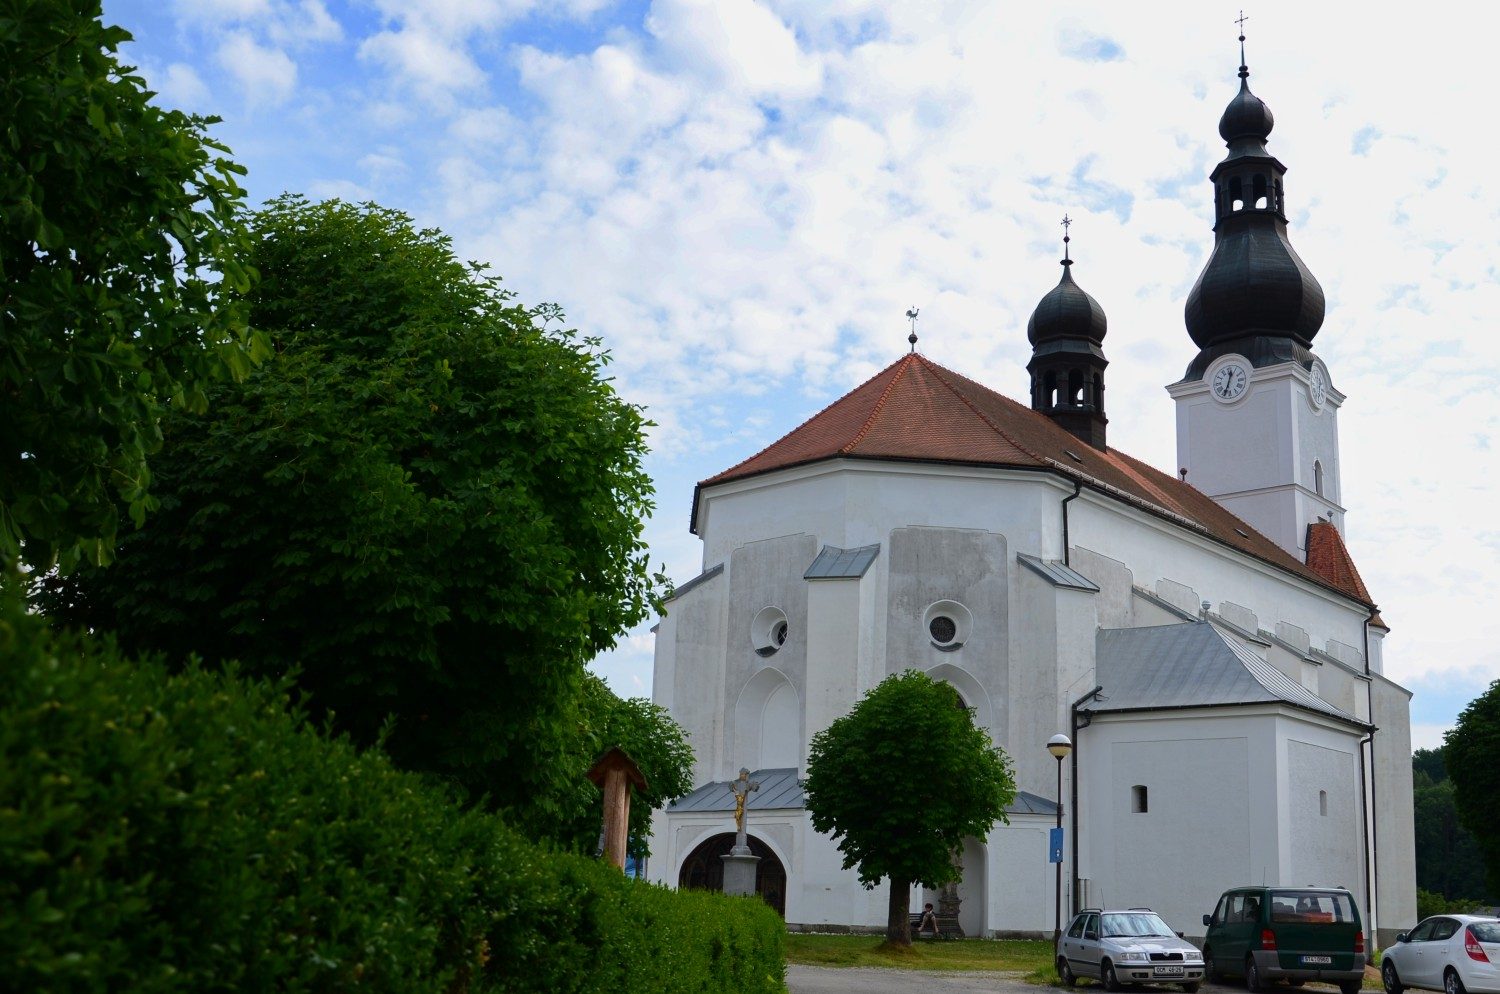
<box><xmin>1201</xmin><ymin>886</ymin><xmax>1366</xmax><ymax>994</ymax></box>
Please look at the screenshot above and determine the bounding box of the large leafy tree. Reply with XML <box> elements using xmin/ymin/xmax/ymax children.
<box><xmin>39</xmin><ymin>196</ymin><xmax>665</xmax><ymax>819</ymax></box>
<box><xmin>1</xmin><ymin>0</ymin><xmax>264</xmax><ymax>575</ymax></box>
<box><xmin>804</xmin><ymin>670</ymin><xmax>1016</xmax><ymax>946</ymax></box>
<box><xmin>1411</xmin><ymin>747</ymin><xmax>1490</xmax><ymax>902</ymax></box>
<box><xmin>1446</xmin><ymin>680</ymin><xmax>1500</xmax><ymax>896</ymax></box>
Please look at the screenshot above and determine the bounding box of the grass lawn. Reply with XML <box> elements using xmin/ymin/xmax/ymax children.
<box><xmin>785</xmin><ymin>932</ymin><xmax>1054</xmax><ymax>972</ymax></box>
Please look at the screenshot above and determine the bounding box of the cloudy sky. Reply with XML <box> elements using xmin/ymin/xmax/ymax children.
<box><xmin>109</xmin><ymin>0</ymin><xmax>1499</xmax><ymax>750</ymax></box>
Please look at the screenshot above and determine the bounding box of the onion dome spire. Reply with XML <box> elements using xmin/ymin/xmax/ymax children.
<box><xmin>1182</xmin><ymin>20</ymin><xmax>1325</xmax><ymax>379</ymax></box>
<box><xmin>1028</xmin><ymin>216</ymin><xmax>1109</xmax><ymax>449</ymax></box>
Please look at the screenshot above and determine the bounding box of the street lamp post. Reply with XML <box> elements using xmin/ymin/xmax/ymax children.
<box><xmin>1047</xmin><ymin>733</ymin><xmax>1074</xmax><ymax>950</ymax></box>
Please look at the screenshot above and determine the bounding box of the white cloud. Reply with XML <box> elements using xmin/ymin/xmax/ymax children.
<box><xmin>112</xmin><ymin>0</ymin><xmax>1500</xmax><ymax>723</ymax></box>
<box><xmin>216</xmin><ymin>31</ymin><xmax>297</xmax><ymax>105</ymax></box>
<box><xmin>153</xmin><ymin>62</ymin><xmax>212</xmax><ymax>109</ymax></box>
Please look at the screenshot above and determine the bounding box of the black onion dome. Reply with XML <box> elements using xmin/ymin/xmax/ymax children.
<box><xmin>1183</xmin><ymin>224</ymin><xmax>1325</xmax><ymax>349</ymax></box>
<box><xmin>1027</xmin><ymin>263</ymin><xmax>1107</xmax><ymax>346</ymax></box>
<box><xmin>1218</xmin><ymin>77</ymin><xmax>1274</xmax><ymax>144</ymax></box>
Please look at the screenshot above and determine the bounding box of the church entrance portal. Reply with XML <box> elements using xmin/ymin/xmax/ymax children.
<box><xmin>678</xmin><ymin>833</ymin><xmax>786</xmax><ymax>917</ymax></box>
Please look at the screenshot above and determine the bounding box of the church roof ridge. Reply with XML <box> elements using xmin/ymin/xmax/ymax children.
<box><xmin>691</xmin><ymin>352</ymin><xmax>1380</xmax><ymax>614</ymax></box>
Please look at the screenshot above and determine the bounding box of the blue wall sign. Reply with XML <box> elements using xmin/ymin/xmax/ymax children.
<box><xmin>1049</xmin><ymin>826</ymin><xmax>1064</xmax><ymax>863</ymax></box>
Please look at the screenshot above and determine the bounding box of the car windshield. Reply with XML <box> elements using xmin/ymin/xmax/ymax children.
<box><xmin>1268</xmin><ymin>891</ymin><xmax>1356</xmax><ymax>924</ymax></box>
<box><xmin>1102</xmin><ymin>912</ymin><xmax>1174</xmax><ymax>937</ymax></box>
<box><xmin>1470</xmin><ymin>922</ymin><xmax>1500</xmax><ymax>943</ymax></box>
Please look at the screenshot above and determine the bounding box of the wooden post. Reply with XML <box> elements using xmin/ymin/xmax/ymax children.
<box><xmin>586</xmin><ymin>747</ymin><xmax>648</xmax><ymax>871</ymax></box>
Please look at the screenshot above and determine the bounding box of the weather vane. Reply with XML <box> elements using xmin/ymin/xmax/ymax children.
<box><xmin>1236</xmin><ymin>10</ymin><xmax>1249</xmax><ymax>71</ymax></box>
<box><xmin>1061</xmin><ymin>214</ymin><xmax>1073</xmax><ymax>265</ymax></box>
<box><xmin>905</xmin><ymin>307</ymin><xmax>920</xmax><ymax>352</ymax></box>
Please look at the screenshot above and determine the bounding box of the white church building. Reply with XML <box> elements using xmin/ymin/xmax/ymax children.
<box><xmin>644</xmin><ymin>50</ymin><xmax>1416</xmax><ymax>944</ymax></box>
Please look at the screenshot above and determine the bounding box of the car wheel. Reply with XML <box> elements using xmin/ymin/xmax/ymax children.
<box><xmin>1444</xmin><ymin>969</ymin><xmax>1467</xmax><ymax>994</ymax></box>
<box><xmin>1204</xmin><ymin>948</ymin><xmax>1222</xmax><ymax>983</ymax></box>
<box><xmin>1245</xmin><ymin>956</ymin><xmax>1262</xmax><ymax>993</ymax></box>
<box><xmin>1058</xmin><ymin>956</ymin><xmax>1077</xmax><ymax>987</ymax></box>
<box><xmin>1339</xmin><ymin>981</ymin><xmax>1362</xmax><ymax>994</ymax></box>
<box><xmin>1383</xmin><ymin>961</ymin><xmax>1404</xmax><ymax>994</ymax></box>
<box><xmin>1182</xmin><ymin>984</ymin><xmax>1200</xmax><ymax>993</ymax></box>
<box><xmin>1103</xmin><ymin>960</ymin><xmax>1123</xmax><ymax>992</ymax></box>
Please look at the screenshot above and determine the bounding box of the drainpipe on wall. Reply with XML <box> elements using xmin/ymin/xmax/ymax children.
<box><xmin>1362</xmin><ymin>604</ymin><xmax>1381</xmax><ymax>945</ymax></box>
<box><xmin>1069</xmin><ymin>684</ymin><xmax>1103</xmax><ymax>915</ymax></box>
<box><xmin>1061</xmin><ymin>480</ymin><xmax>1083</xmax><ymax>566</ymax></box>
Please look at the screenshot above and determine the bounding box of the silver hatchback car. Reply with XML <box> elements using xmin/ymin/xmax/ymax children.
<box><xmin>1058</xmin><ymin>908</ymin><xmax>1206</xmax><ymax>992</ymax></box>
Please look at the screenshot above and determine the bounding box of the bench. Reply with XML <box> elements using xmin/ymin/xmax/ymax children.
<box><xmin>909</xmin><ymin>912</ymin><xmax>964</xmax><ymax>939</ymax></box>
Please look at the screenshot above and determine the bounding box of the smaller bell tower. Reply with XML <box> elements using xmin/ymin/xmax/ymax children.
<box><xmin>1027</xmin><ymin>217</ymin><xmax>1109</xmax><ymax>450</ymax></box>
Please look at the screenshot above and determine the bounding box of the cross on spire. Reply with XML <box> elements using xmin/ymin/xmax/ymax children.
<box><xmin>1236</xmin><ymin>9</ymin><xmax>1249</xmax><ymax>76</ymax></box>
<box><xmin>905</xmin><ymin>306</ymin><xmax>920</xmax><ymax>352</ymax></box>
<box><xmin>1061</xmin><ymin>214</ymin><xmax>1073</xmax><ymax>266</ymax></box>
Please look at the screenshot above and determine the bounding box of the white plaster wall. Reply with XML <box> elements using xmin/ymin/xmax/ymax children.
<box><xmin>1071</xmin><ymin>547</ymin><xmax>1135</xmax><ymax>629</ymax></box>
<box><xmin>661</xmin><ymin>575</ymin><xmax>728</xmax><ymax>786</ymax></box>
<box><xmin>886</xmin><ymin>526</ymin><xmax>1009</xmax><ymax>740</ymax></box>
<box><xmin>1068</xmin><ymin>490</ymin><xmax>1370</xmax><ymax>665</ymax></box>
<box><xmin>1286</xmin><ymin>739</ymin><xmax>1361</xmax><ymax>895</ymax></box>
<box><xmin>804</xmin><ymin>577</ymin><xmax>863</xmax><ymax>769</ymax></box>
<box><xmin>989</xmin><ymin>816</ymin><xmax>1057</xmax><ymax>935</ymax></box>
<box><xmin>1082</xmin><ymin>712</ymin><xmax>1269</xmax><ymax>936</ymax></box>
<box><xmin>722</xmin><ymin>534</ymin><xmax>817</xmax><ymax>782</ymax></box>
<box><xmin>1371</xmin><ymin>673</ymin><xmax>1417</xmax><ymax>944</ymax></box>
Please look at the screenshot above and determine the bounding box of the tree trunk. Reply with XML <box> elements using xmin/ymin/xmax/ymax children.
<box><xmin>886</xmin><ymin>875</ymin><xmax>912</xmax><ymax>946</ymax></box>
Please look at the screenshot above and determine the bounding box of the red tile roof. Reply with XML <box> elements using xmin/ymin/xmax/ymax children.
<box><xmin>694</xmin><ymin>353</ymin><xmax>1381</xmax><ymax>614</ymax></box>
<box><xmin>1306</xmin><ymin>521</ymin><xmax>1387</xmax><ymax>629</ymax></box>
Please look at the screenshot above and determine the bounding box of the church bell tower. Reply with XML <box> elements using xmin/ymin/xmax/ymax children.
<box><xmin>1028</xmin><ymin>219</ymin><xmax>1109</xmax><ymax>449</ymax></box>
<box><xmin>1167</xmin><ymin>32</ymin><xmax>1345</xmax><ymax>560</ymax></box>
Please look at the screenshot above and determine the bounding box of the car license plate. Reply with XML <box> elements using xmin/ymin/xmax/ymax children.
<box><xmin>1154</xmin><ymin>967</ymin><xmax>1185</xmax><ymax>976</ymax></box>
<box><xmin>1301</xmin><ymin>956</ymin><xmax>1332</xmax><ymax>965</ymax></box>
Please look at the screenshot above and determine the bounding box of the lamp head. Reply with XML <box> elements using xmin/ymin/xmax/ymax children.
<box><xmin>1047</xmin><ymin>732</ymin><xmax>1073</xmax><ymax>760</ymax></box>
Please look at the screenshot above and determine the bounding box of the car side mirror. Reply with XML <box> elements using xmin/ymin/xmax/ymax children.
<box><xmin>1202</xmin><ymin>914</ymin><xmax>1212</xmax><ymax>927</ymax></box>
<box><xmin>1396</xmin><ymin>933</ymin><xmax>1408</xmax><ymax>943</ymax></box>
<box><xmin>1177</xmin><ymin>931</ymin><xmax>1186</xmax><ymax>939</ymax></box>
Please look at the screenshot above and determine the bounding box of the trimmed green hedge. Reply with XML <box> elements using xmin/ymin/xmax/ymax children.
<box><xmin>0</xmin><ymin>599</ymin><xmax>785</xmax><ymax>993</ymax></box>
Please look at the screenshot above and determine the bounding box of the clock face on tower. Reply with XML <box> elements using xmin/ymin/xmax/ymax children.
<box><xmin>1309</xmin><ymin>363</ymin><xmax>1328</xmax><ymax>410</ymax></box>
<box><xmin>1210</xmin><ymin>359</ymin><xmax>1250</xmax><ymax>403</ymax></box>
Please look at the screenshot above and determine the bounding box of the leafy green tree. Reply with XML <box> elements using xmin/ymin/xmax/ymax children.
<box><xmin>804</xmin><ymin>670</ymin><xmax>1016</xmax><ymax>946</ymax></box>
<box><xmin>1411</xmin><ymin>747</ymin><xmax>1491</xmax><ymax>902</ymax></box>
<box><xmin>544</xmin><ymin>674</ymin><xmax>695</xmax><ymax>861</ymax></box>
<box><xmin>1</xmin><ymin>0</ymin><xmax>265</xmax><ymax>575</ymax></box>
<box><xmin>1446</xmin><ymin>679</ymin><xmax>1500</xmax><ymax>897</ymax></box>
<box><xmin>38</xmin><ymin>196</ymin><xmax>664</xmax><ymax>821</ymax></box>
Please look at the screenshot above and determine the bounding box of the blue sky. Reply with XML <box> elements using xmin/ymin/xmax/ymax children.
<box><xmin>105</xmin><ymin>0</ymin><xmax>1500</xmax><ymax>750</ymax></box>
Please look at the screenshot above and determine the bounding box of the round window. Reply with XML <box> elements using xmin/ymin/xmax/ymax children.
<box><xmin>921</xmin><ymin>599</ymin><xmax>973</xmax><ymax>650</ymax></box>
<box><xmin>751</xmin><ymin>606</ymin><xmax>789</xmax><ymax>657</ymax></box>
<box><xmin>929</xmin><ymin>615</ymin><xmax>958</xmax><ymax>644</ymax></box>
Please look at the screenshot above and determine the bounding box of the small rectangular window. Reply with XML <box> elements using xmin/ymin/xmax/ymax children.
<box><xmin>1131</xmin><ymin>784</ymin><xmax>1148</xmax><ymax>813</ymax></box>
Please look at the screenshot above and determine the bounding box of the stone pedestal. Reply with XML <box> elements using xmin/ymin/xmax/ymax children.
<box><xmin>721</xmin><ymin>849</ymin><xmax>761</xmax><ymax>898</ymax></box>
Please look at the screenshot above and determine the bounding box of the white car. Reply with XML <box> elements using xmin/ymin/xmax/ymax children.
<box><xmin>1382</xmin><ymin>914</ymin><xmax>1500</xmax><ymax>994</ymax></box>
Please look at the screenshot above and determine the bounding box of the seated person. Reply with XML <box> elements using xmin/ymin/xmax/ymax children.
<box><xmin>918</xmin><ymin>903</ymin><xmax>940</xmax><ymax>937</ymax></box>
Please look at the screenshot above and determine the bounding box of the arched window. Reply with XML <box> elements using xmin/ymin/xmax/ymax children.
<box><xmin>1253</xmin><ymin>174</ymin><xmax>1268</xmax><ymax>209</ymax></box>
<box><xmin>1131</xmin><ymin>785</ymin><xmax>1149</xmax><ymax>813</ymax></box>
<box><xmin>1319</xmin><ymin>790</ymin><xmax>1328</xmax><ymax>816</ymax></box>
<box><xmin>1229</xmin><ymin>176</ymin><xmax>1244</xmax><ymax>212</ymax></box>
<box><xmin>1067</xmin><ymin>368</ymin><xmax>1084</xmax><ymax>406</ymax></box>
<box><xmin>1314</xmin><ymin>460</ymin><xmax>1325</xmax><ymax>497</ymax></box>
<box><xmin>1044</xmin><ymin>370</ymin><xmax>1058</xmax><ymax>409</ymax></box>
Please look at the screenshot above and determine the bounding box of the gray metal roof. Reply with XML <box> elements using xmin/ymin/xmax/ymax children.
<box><xmin>668</xmin><ymin>562</ymin><xmax>723</xmax><ymax>601</ymax></box>
<box><xmin>804</xmin><ymin>543</ymin><xmax>880</xmax><ymax>580</ymax></box>
<box><xmin>668</xmin><ymin>771</ymin><xmax>1058</xmax><ymax>816</ymax></box>
<box><xmin>669</xmin><ymin>768</ymin><xmax>805</xmax><ymax>812</ymax></box>
<box><xmin>1091</xmin><ymin>621</ymin><xmax>1366</xmax><ymax>727</ymax></box>
<box><xmin>1017</xmin><ymin>553</ymin><xmax>1100</xmax><ymax>592</ymax></box>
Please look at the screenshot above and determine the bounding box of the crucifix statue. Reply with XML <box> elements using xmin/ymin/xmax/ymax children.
<box><xmin>729</xmin><ymin>767</ymin><xmax>760</xmax><ymax>851</ymax></box>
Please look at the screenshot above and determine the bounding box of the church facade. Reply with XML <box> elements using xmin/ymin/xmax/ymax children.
<box><xmin>644</xmin><ymin>49</ymin><xmax>1417</xmax><ymax>944</ymax></box>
